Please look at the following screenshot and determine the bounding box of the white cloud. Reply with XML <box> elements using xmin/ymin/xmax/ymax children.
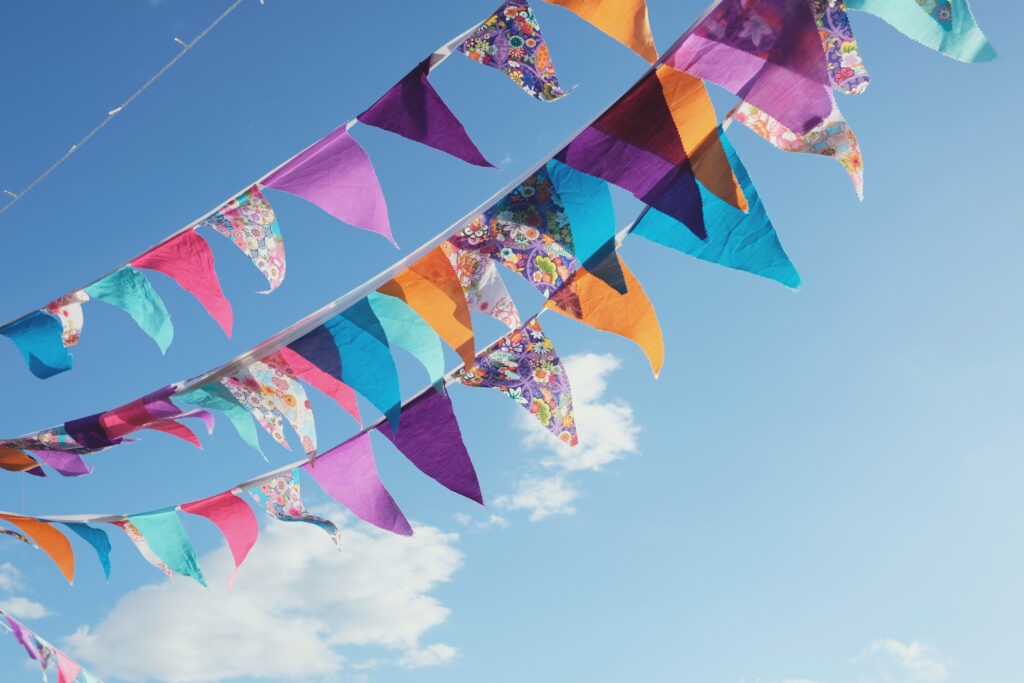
<box><xmin>453</xmin><ymin>512</ymin><xmax>510</xmax><ymax>531</ymax></box>
<box><xmin>0</xmin><ymin>597</ymin><xmax>51</xmax><ymax>620</ymax></box>
<box><xmin>65</xmin><ymin>510</ymin><xmax>462</xmax><ymax>683</ymax></box>
<box><xmin>859</xmin><ymin>638</ymin><xmax>950</xmax><ymax>681</ymax></box>
<box><xmin>495</xmin><ymin>474</ymin><xmax>579</xmax><ymax>521</ymax></box>
<box><xmin>0</xmin><ymin>562</ymin><xmax>22</xmax><ymax>591</ymax></box>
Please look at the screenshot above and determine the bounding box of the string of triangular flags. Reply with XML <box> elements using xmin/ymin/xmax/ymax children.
<box><xmin>1</xmin><ymin>608</ymin><xmax>102</xmax><ymax>683</ymax></box>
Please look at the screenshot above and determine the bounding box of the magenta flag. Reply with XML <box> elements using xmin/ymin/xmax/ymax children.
<box><xmin>302</xmin><ymin>432</ymin><xmax>412</xmax><ymax>536</ymax></box>
<box><xmin>277</xmin><ymin>346</ymin><xmax>362</xmax><ymax>426</ymax></box>
<box><xmin>181</xmin><ymin>490</ymin><xmax>259</xmax><ymax>589</ymax></box>
<box><xmin>359</xmin><ymin>59</ymin><xmax>494</xmax><ymax>168</ymax></box>
<box><xmin>376</xmin><ymin>389</ymin><xmax>482</xmax><ymax>505</ymax></box>
<box><xmin>131</xmin><ymin>229</ymin><xmax>233</xmax><ymax>336</ymax></box>
<box><xmin>262</xmin><ymin>125</ymin><xmax>392</xmax><ymax>243</ymax></box>
<box><xmin>56</xmin><ymin>650</ymin><xmax>80</xmax><ymax>683</ymax></box>
<box><xmin>665</xmin><ymin>0</ymin><xmax>831</xmax><ymax>135</ymax></box>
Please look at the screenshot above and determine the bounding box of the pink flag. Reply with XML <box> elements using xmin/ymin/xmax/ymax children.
<box><xmin>56</xmin><ymin>650</ymin><xmax>81</xmax><ymax>683</ymax></box>
<box><xmin>277</xmin><ymin>346</ymin><xmax>362</xmax><ymax>426</ymax></box>
<box><xmin>262</xmin><ymin>125</ymin><xmax>392</xmax><ymax>243</ymax></box>
<box><xmin>181</xmin><ymin>490</ymin><xmax>259</xmax><ymax>589</ymax></box>
<box><xmin>131</xmin><ymin>229</ymin><xmax>233</xmax><ymax>336</ymax></box>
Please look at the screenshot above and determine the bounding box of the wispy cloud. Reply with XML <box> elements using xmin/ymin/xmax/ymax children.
<box><xmin>0</xmin><ymin>562</ymin><xmax>22</xmax><ymax>591</ymax></box>
<box><xmin>453</xmin><ymin>512</ymin><xmax>510</xmax><ymax>531</ymax></box>
<box><xmin>0</xmin><ymin>597</ymin><xmax>51</xmax><ymax>620</ymax></box>
<box><xmin>858</xmin><ymin>638</ymin><xmax>950</xmax><ymax>681</ymax></box>
<box><xmin>495</xmin><ymin>474</ymin><xmax>580</xmax><ymax>521</ymax></box>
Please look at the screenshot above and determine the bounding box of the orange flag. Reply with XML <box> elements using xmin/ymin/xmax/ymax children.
<box><xmin>546</xmin><ymin>253</ymin><xmax>664</xmax><ymax>377</ymax></box>
<box><xmin>656</xmin><ymin>65</ymin><xmax>747</xmax><ymax>212</ymax></box>
<box><xmin>0</xmin><ymin>514</ymin><xmax>74</xmax><ymax>583</ymax></box>
<box><xmin>0</xmin><ymin>448</ymin><xmax>41</xmax><ymax>473</ymax></box>
<box><xmin>546</xmin><ymin>0</ymin><xmax>658</xmax><ymax>63</ymax></box>
<box><xmin>377</xmin><ymin>247</ymin><xmax>475</xmax><ymax>369</ymax></box>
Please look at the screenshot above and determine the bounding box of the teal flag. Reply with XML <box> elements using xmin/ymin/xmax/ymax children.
<box><xmin>128</xmin><ymin>508</ymin><xmax>206</xmax><ymax>586</ymax></box>
<box><xmin>846</xmin><ymin>0</ymin><xmax>995</xmax><ymax>63</ymax></box>
<box><xmin>85</xmin><ymin>266</ymin><xmax>174</xmax><ymax>353</ymax></box>
<box><xmin>179</xmin><ymin>383</ymin><xmax>264</xmax><ymax>457</ymax></box>
<box><xmin>367</xmin><ymin>292</ymin><xmax>446</xmax><ymax>393</ymax></box>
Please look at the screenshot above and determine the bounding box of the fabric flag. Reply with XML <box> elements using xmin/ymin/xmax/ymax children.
<box><xmin>729</xmin><ymin>97</ymin><xmax>864</xmax><ymax>199</ymax></box>
<box><xmin>131</xmin><ymin>229</ymin><xmax>233</xmax><ymax>337</ymax></box>
<box><xmin>633</xmin><ymin>127</ymin><xmax>801</xmax><ymax>288</ymax></box>
<box><xmin>0</xmin><ymin>447</ymin><xmax>44</xmax><ymax>474</ymax></box>
<box><xmin>458</xmin><ymin>316</ymin><xmax>578</xmax><ymax>445</ymax></box>
<box><xmin>56</xmin><ymin>650</ymin><xmax>81</xmax><ymax>683</ymax></box>
<box><xmin>377</xmin><ymin>247</ymin><xmax>475</xmax><ymax>370</ymax></box>
<box><xmin>84</xmin><ymin>266</ymin><xmax>174</xmax><ymax>353</ymax></box>
<box><xmin>112</xmin><ymin>519</ymin><xmax>172</xmax><ymax>578</ymax></box>
<box><xmin>376</xmin><ymin>388</ymin><xmax>483</xmax><ymax>505</ymax></box>
<box><xmin>458</xmin><ymin>0</ymin><xmax>567</xmax><ymax>101</ymax></box>
<box><xmin>3</xmin><ymin>612</ymin><xmax>41</xmax><ymax>661</ymax></box>
<box><xmin>665</xmin><ymin>0</ymin><xmax>832</xmax><ymax>135</ymax></box>
<box><xmin>0</xmin><ymin>514</ymin><xmax>74</xmax><ymax>583</ymax></box>
<box><xmin>0</xmin><ymin>310</ymin><xmax>73</xmax><ymax>379</ymax></box>
<box><xmin>182</xmin><ymin>490</ymin><xmax>259</xmax><ymax>589</ymax></box>
<box><xmin>846</xmin><ymin>0</ymin><xmax>995</xmax><ymax>62</ymax></box>
<box><xmin>65</xmin><ymin>413</ymin><xmax>125</xmax><ymax>450</ymax></box>
<box><xmin>275</xmin><ymin>347</ymin><xmax>362</xmax><ymax>426</ymax></box>
<box><xmin>440</xmin><ymin>241</ymin><xmax>521</xmax><ymax>329</ymax></box>
<box><xmin>32</xmin><ymin>450</ymin><xmax>92</xmax><ymax>477</ymax></box>
<box><xmin>246</xmin><ymin>470</ymin><xmax>342</xmax><ymax>547</ymax></box>
<box><xmin>100</xmin><ymin>386</ymin><xmax>213</xmax><ymax>448</ymax></box>
<box><xmin>261</xmin><ymin>124</ymin><xmax>392</xmax><ymax>242</ymax></box>
<box><xmin>367</xmin><ymin>291</ymin><xmax>446</xmax><ymax>392</ymax></box>
<box><xmin>221</xmin><ymin>358</ymin><xmax>317</xmax><ymax>457</ymax></box>
<box><xmin>546</xmin><ymin>254</ymin><xmax>664</xmax><ymax>376</ymax></box>
<box><xmin>179</xmin><ymin>383</ymin><xmax>265</xmax><ymax>456</ymax></box>
<box><xmin>128</xmin><ymin>508</ymin><xmax>206</xmax><ymax>586</ymax></box>
<box><xmin>44</xmin><ymin>290</ymin><xmax>88</xmax><ymax>347</ymax></box>
<box><xmin>302</xmin><ymin>432</ymin><xmax>412</xmax><ymax>535</ymax></box>
<box><xmin>287</xmin><ymin>304</ymin><xmax>401</xmax><ymax>430</ymax></box>
<box><xmin>544</xmin><ymin>0</ymin><xmax>657</xmax><ymax>62</ymax></box>
<box><xmin>199</xmin><ymin>185</ymin><xmax>285</xmax><ymax>292</ymax></box>
<box><xmin>0</xmin><ymin>528</ymin><xmax>33</xmax><ymax>545</ymax></box>
<box><xmin>61</xmin><ymin>522</ymin><xmax>112</xmax><ymax>580</ymax></box>
<box><xmin>359</xmin><ymin>58</ymin><xmax>493</xmax><ymax>167</ymax></box>
<box><xmin>814</xmin><ymin>0</ymin><xmax>870</xmax><ymax>94</ymax></box>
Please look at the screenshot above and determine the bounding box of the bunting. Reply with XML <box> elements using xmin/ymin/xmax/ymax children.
<box><xmin>814</xmin><ymin>0</ymin><xmax>870</xmax><ymax>94</ymax></box>
<box><xmin>367</xmin><ymin>291</ymin><xmax>447</xmax><ymax>392</ymax></box>
<box><xmin>182</xmin><ymin>490</ymin><xmax>259</xmax><ymax>589</ymax></box>
<box><xmin>199</xmin><ymin>185</ymin><xmax>286</xmax><ymax>292</ymax></box>
<box><xmin>544</xmin><ymin>0</ymin><xmax>657</xmax><ymax>62</ymax></box>
<box><xmin>0</xmin><ymin>514</ymin><xmax>74</xmax><ymax>583</ymax></box>
<box><xmin>0</xmin><ymin>310</ymin><xmax>73</xmax><ymax>379</ymax></box>
<box><xmin>84</xmin><ymin>266</ymin><xmax>174</xmax><ymax>353</ymax></box>
<box><xmin>246</xmin><ymin>470</ymin><xmax>342</xmax><ymax>547</ymax></box>
<box><xmin>179</xmin><ymin>383</ymin><xmax>266</xmax><ymax>456</ymax></box>
<box><xmin>441</xmin><ymin>241</ymin><xmax>521</xmax><ymax>329</ymax></box>
<box><xmin>44</xmin><ymin>290</ymin><xmax>88</xmax><ymax>347</ymax></box>
<box><xmin>846</xmin><ymin>0</ymin><xmax>996</xmax><ymax>62</ymax></box>
<box><xmin>221</xmin><ymin>358</ymin><xmax>317</xmax><ymax>457</ymax></box>
<box><xmin>129</xmin><ymin>508</ymin><xmax>207</xmax><ymax>586</ymax></box>
<box><xmin>1</xmin><ymin>610</ymin><xmax>102</xmax><ymax>683</ymax></box>
<box><xmin>112</xmin><ymin>519</ymin><xmax>172</xmax><ymax>578</ymax></box>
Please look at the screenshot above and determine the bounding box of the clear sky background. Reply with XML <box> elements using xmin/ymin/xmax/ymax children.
<box><xmin>0</xmin><ymin>1</ymin><xmax>1021</xmax><ymax>682</ymax></box>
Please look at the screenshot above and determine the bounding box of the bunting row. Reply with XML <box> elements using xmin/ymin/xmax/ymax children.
<box><xmin>1</xmin><ymin>608</ymin><xmax>102</xmax><ymax>683</ymax></box>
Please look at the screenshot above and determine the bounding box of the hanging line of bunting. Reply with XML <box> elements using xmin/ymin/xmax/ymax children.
<box><xmin>0</xmin><ymin>0</ymin><xmax>571</xmax><ymax>381</ymax></box>
<box><xmin>1</xmin><ymin>608</ymin><xmax>103</xmax><ymax>683</ymax></box>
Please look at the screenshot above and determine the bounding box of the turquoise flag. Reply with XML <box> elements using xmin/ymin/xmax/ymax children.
<box><xmin>179</xmin><ymin>383</ymin><xmax>264</xmax><ymax>457</ymax></box>
<box><xmin>846</xmin><ymin>0</ymin><xmax>995</xmax><ymax>63</ymax></box>
<box><xmin>61</xmin><ymin>522</ymin><xmax>112</xmax><ymax>580</ymax></box>
<box><xmin>85</xmin><ymin>266</ymin><xmax>174</xmax><ymax>353</ymax></box>
<box><xmin>128</xmin><ymin>508</ymin><xmax>206</xmax><ymax>586</ymax></box>
<box><xmin>367</xmin><ymin>292</ymin><xmax>446</xmax><ymax>393</ymax></box>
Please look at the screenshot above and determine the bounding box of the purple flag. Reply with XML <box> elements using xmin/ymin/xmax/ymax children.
<box><xmin>376</xmin><ymin>389</ymin><xmax>482</xmax><ymax>505</ymax></box>
<box><xmin>31</xmin><ymin>450</ymin><xmax>92</xmax><ymax>477</ymax></box>
<box><xmin>3</xmin><ymin>613</ymin><xmax>41</xmax><ymax>662</ymax></box>
<box><xmin>359</xmin><ymin>59</ymin><xmax>494</xmax><ymax>168</ymax></box>
<box><xmin>262</xmin><ymin>125</ymin><xmax>393</xmax><ymax>243</ymax></box>
<box><xmin>665</xmin><ymin>0</ymin><xmax>831</xmax><ymax>135</ymax></box>
<box><xmin>64</xmin><ymin>413</ymin><xmax>123</xmax><ymax>449</ymax></box>
<box><xmin>302</xmin><ymin>432</ymin><xmax>412</xmax><ymax>536</ymax></box>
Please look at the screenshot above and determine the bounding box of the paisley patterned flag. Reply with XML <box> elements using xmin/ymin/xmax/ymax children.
<box><xmin>458</xmin><ymin>0</ymin><xmax>567</xmax><ymax>101</ymax></box>
<box><xmin>812</xmin><ymin>0</ymin><xmax>870</xmax><ymax>94</ymax></box>
<box><xmin>199</xmin><ymin>185</ymin><xmax>286</xmax><ymax>293</ymax></box>
<box><xmin>459</xmin><ymin>316</ymin><xmax>578</xmax><ymax>445</ymax></box>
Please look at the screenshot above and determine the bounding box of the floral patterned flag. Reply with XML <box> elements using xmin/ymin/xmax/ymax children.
<box><xmin>459</xmin><ymin>316</ymin><xmax>578</xmax><ymax>445</ymax></box>
<box><xmin>845</xmin><ymin>0</ymin><xmax>995</xmax><ymax>62</ymax></box>
<box><xmin>728</xmin><ymin>97</ymin><xmax>864</xmax><ymax>199</ymax></box>
<box><xmin>199</xmin><ymin>185</ymin><xmax>285</xmax><ymax>293</ymax></box>
<box><xmin>221</xmin><ymin>356</ymin><xmax>318</xmax><ymax>457</ymax></box>
<box><xmin>0</xmin><ymin>527</ymin><xmax>33</xmax><ymax>545</ymax></box>
<box><xmin>246</xmin><ymin>470</ymin><xmax>341</xmax><ymax>547</ymax></box>
<box><xmin>44</xmin><ymin>290</ymin><xmax>89</xmax><ymax>347</ymax></box>
<box><xmin>458</xmin><ymin>0</ymin><xmax>567</xmax><ymax>102</ymax></box>
<box><xmin>812</xmin><ymin>0</ymin><xmax>870</xmax><ymax>94</ymax></box>
<box><xmin>440</xmin><ymin>240</ymin><xmax>521</xmax><ymax>329</ymax></box>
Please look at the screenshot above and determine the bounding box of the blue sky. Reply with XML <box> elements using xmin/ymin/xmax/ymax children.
<box><xmin>1</xmin><ymin>1</ymin><xmax>1022</xmax><ymax>681</ymax></box>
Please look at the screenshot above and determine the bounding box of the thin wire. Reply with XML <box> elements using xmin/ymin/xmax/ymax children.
<box><xmin>0</xmin><ymin>0</ymin><xmax>247</xmax><ymax>218</ymax></box>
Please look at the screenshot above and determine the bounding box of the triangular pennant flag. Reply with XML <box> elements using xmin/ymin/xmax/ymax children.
<box><xmin>377</xmin><ymin>247</ymin><xmax>476</xmax><ymax>370</ymax></box>
<box><xmin>131</xmin><ymin>229</ymin><xmax>233</xmax><ymax>337</ymax></box>
<box><xmin>1</xmin><ymin>527</ymin><xmax>34</xmax><ymax>545</ymax></box>
<box><xmin>178</xmin><ymin>383</ymin><xmax>265</xmax><ymax>456</ymax></box>
<box><xmin>440</xmin><ymin>241</ymin><xmax>521</xmax><ymax>329</ymax></box>
<box><xmin>0</xmin><ymin>514</ymin><xmax>74</xmax><ymax>583</ymax></box>
<box><xmin>199</xmin><ymin>185</ymin><xmax>286</xmax><ymax>292</ymax></box>
<box><xmin>458</xmin><ymin>0</ymin><xmax>567</xmax><ymax>101</ymax></box>
<box><xmin>275</xmin><ymin>347</ymin><xmax>362</xmax><ymax>426</ymax></box>
<box><xmin>729</xmin><ymin>97</ymin><xmax>864</xmax><ymax>199</ymax></box>
<box><xmin>221</xmin><ymin>358</ymin><xmax>317</xmax><ymax>457</ymax></box>
<box><xmin>0</xmin><ymin>447</ymin><xmax>44</xmax><ymax>474</ymax></box>
<box><xmin>2</xmin><ymin>425</ymin><xmax>113</xmax><ymax>456</ymax></box>
<box><xmin>246</xmin><ymin>470</ymin><xmax>341</xmax><ymax>547</ymax></box>
<box><xmin>128</xmin><ymin>508</ymin><xmax>206</xmax><ymax>586</ymax></box>
<box><xmin>61</xmin><ymin>522</ymin><xmax>112</xmax><ymax>580</ymax></box>
<box><xmin>556</xmin><ymin>72</ymin><xmax>708</xmax><ymax>239</ymax></box>
<box><xmin>376</xmin><ymin>388</ymin><xmax>483</xmax><ymax>505</ymax></box>
<box><xmin>633</xmin><ymin>127</ymin><xmax>802</xmax><ymax>288</ymax></box>
<box><xmin>100</xmin><ymin>386</ymin><xmax>212</xmax><ymax>447</ymax></box>
<box><xmin>85</xmin><ymin>266</ymin><xmax>174</xmax><ymax>353</ymax></box>
<box><xmin>287</xmin><ymin>305</ymin><xmax>401</xmax><ymax>429</ymax></box>
<box><xmin>261</xmin><ymin>125</ymin><xmax>392</xmax><ymax>242</ymax></box>
<box><xmin>0</xmin><ymin>310</ymin><xmax>73</xmax><ymax>379</ymax></box>
<box><xmin>302</xmin><ymin>432</ymin><xmax>413</xmax><ymax>535</ymax></box>
<box><xmin>3</xmin><ymin>612</ymin><xmax>41</xmax><ymax>661</ymax></box>
<box><xmin>815</xmin><ymin>0</ymin><xmax>870</xmax><ymax>94</ymax></box>
<box><xmin>546</xmin><ymin>254</ymin><xmax>664</xmax><ymax>376</ymax></box>
<box><xmin>112</xmin><ymin>519</ymin><xmax>172</xmax><ymax>578</ymax></box>
<box><xmin>367</xmin><ymin>291</ymin><xmax>446</xmax><ymax>392</ymax></box>
<box><xmin>64</xmin><ymin>414</ymin><xmax>124</xmax><ymax>450</ymax></box>
<box><xmin>459</xmin><ymin>316</ymin><xmax>577</xmax><ymax>445</ymax></box>
<box><xmin>56</xmin><ymin>650</ymin><xmax>82</xmax><ymax>683</ymax></box>
<box><xmin>181</xmin><ymin>490</ymin><xmax>259</xmax><ymax>589</ymax></box>
<box><xmin>359</xmin><ymin>58</ymin><xmax>494</xmax><ymax>167</ymax></box>
<box><xmin>44</xmin><ymin>291</ymin><xmax>88</xmax><ymax>348</ymax></box>
<box><xmin>665</xmin><ymin>0</ymin><xmax>832</xmax><ymax>135</ymax></box>
<box><xmin>32</xmin><ymin>450</ymin><xmax>93</xmax><ymax>477</ymax></box>
<box><xmin>846</xmin><ymin>0</ymin><xmax>995</xmax><ymax>62</ymax></box>
<box><xmin>544</xmin><ymin>0</ymin><xmax>657</xmax><ymax>62</ymax></box>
